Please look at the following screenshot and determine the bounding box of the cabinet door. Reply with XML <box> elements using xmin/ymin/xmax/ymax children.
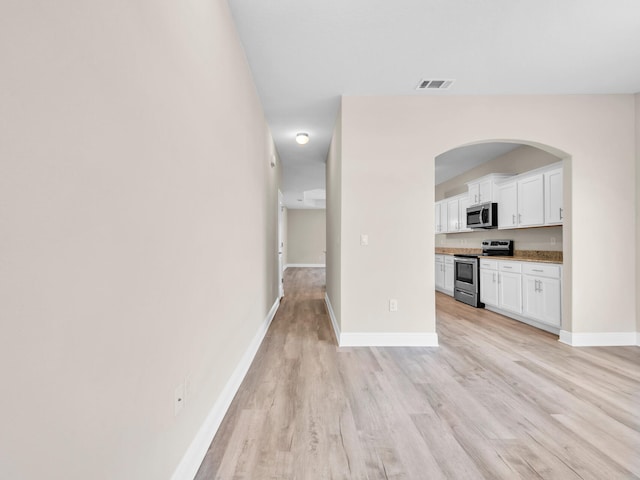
<box><xmin>479</xmin><ymin>179</ymin><xmax>492</xmax><ymax>203</ymax></box>
<box><xmin>447</xmin><ymin>199</ymin><xmax>459</xmax><ymax>232</ymax></box>
<box><xmin>458</xmin><ymin>195</ymin><xmax>471</xmax><ymax>231</ymax></box>
<box><xmin>517</xmin><ymin>174</ymin><xmax>544</xmax><ymax>227</ymax></box>
<box><xmin>522</xmin><ymin>275</ymin><xmax>543</xmax><ymax>319</ymax></box>
<box><xmin>435</xmin><ymin>261</ymin><xmax>445</xmax><ymax>289</ymax></box>
<box><xmin>444</xmin><ymin>263</ymin><xmax>454</xmax><ymax>294</ymax></box>
<box><xmin>499</xmin><ymin>272</ymin><xmax>522</xmax><ymax>314</ymax></box>
<box><xmin>435</xmin><ymin>202</ymin><xmax>448</xmax><ymax>233</ymax></box>
<box><xmin>480</xmin><ymin>268</ymin><xmax>498</xmax><ymax>306</ymax></box>
<box><xmin>538</xmin><ymin>277</ymin><xmax>561</xmax><ymax>326</ymax></box>
<box><xmin>468</xmin><ymin>183</ymin><xmax>480</xmax><ymax>205</ymax></box>
<box><xmin>498</xmin><ymin>182</ymin><xmax>518</xmax><ymax>229</ymax></box>
<box><xmin>545</xmin><ymin>168</ymin><xmax>563</xmax><ymax>225</ymax></box>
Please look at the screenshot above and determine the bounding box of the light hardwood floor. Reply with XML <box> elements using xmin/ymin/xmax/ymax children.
<box><xmin>195</xmin><ymin>267</ymin><xmax>640</xmax><ymax>479</ymax></box>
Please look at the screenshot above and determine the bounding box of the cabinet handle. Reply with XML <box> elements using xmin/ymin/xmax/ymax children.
<box><xmin>493</xmin><ymin>273</ymin><xmax>496</xmax><ymax>283</ymax></box>
<box><xmin>503</xmin><ymin>266</ymin><xmax>512</xmax><ymax>269</ymax></box>
<box><xmin>560</xmin><ymin>207</ymin><xmax>563</xmax><ymax>220</ymax></box>
<box><xmin>532</xmin><ymin>269</ymin><xmax>543</xmax><ymax>272</ymax></box>
<box><xmin>539</xmin><ymin>281</ymin><xmax>543</xmax><ymax>293</ymax></box>
<box><xmin>518</xmin><ymin>213</ymin><xmax>522</xmax><ymax>223</ymax></box>
<box><xmin>512</xmin><ymin>214</ymin><xmax>516</xmax><ymax>225</ymax></box>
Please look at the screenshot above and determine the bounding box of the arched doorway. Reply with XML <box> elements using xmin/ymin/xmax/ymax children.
<box><xmin>433</xmin><ymin>139</ymin><xmax>571</xmax><ymax>334</ymax></box>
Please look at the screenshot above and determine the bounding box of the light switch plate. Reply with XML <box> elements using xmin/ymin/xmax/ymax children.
<box><xmin>389</xmin><ymin>299</ymin><xmax>398</xmax><ymax>312</ymax></box>
<box><xmin>360</xmin><ymin>234</ymin><xmax>369</xmax><ymax>246</ymax></box>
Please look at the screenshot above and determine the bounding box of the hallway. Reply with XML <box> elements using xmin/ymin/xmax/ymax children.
<box><xmin>195</xmin><ymin>268</ymin><xmax>640</xmax><ymax>479</ymax></box>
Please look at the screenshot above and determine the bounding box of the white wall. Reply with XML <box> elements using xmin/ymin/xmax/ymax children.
<box><xmin>335</xmin><ymin>94</ymin><xmax>635</xmax><ymax>337</ymax></box>
<box><xmin>287</xmin><ymin>209</ymin><xmax>326</xmax><ymax>265</ymax></box>
<box><xmin>0</xmin><ymin>1</ymin><xmax>279</xmax><ymax>478</ymax></box>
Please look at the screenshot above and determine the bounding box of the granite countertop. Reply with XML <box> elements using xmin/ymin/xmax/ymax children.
<box><xmin>435</xmin><ymin>248</ymin><xmax>563</xmax><ymax>264</ymax></box>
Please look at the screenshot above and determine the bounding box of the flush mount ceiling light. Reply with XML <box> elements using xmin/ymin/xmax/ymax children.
<box><xmin>295</xmin><ymin>132</ymin><xmax>310</xmax><ymax>145</ymax></box>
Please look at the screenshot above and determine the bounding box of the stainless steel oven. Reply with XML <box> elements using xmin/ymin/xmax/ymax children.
<box><xmin>453</xmin><ymin>255</ymin><xmax>482</xmax><ymax>307</ymax></box>
<box><xmin>452</xmin><ymin>240</ymin><xmax>514</xmax><ymax>308</ymax></box>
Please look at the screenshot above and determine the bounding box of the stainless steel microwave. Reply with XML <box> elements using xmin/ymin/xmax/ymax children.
<box><xmin>466</xmin><ymin>202</ymin><xmax>498</xmax><ymax>229</ymax></box>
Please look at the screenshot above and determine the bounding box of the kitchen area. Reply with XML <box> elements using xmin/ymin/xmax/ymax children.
<box><xmin>434</xmin><ymin>143</ymin><xmax>564</xmax><ymax>335</ymax></box>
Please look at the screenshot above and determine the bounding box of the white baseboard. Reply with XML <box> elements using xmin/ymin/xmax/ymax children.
<box><xmin>171</xmin><ymin>297</ymin><xmax>281</xmax><ymax>480</ymax></box>
<box><xmin>559</xmin><ymin>330</ymin><xmax>638</xmax><ymax>347</ymax></box>
<box><xmin>285</xmin><ymin>263</ymin><xmax>325</xmax><ymax>269</ymax></box>
<box><xmin>324</xmin><ymin>293</ymin><xmax>438</xmax><ymax>347</ymax></box>
<box><xmin>339</xmin><ymin>332</ymin><xmax>439</xmax><ymax>347</ymax></box>
<box><xmin>324</xmin><ymin>293</ymin><xmax>341</xmax><ymax>344</ymax></box>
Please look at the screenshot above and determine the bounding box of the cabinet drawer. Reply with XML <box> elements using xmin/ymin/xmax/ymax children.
<box><xmin>479</xmin><ymin>259</ymin><xmax>498</xmax><ymax>270</ymax></box>
<box><xmin>435</xmin><ymin>255</ymin><xmax>444</xmax><ymax>263</ymax></box>
<box><xmin>522</xmin><ymin>263</ymin><xmax>561</xmax><ymax>278</ymax></box>
<box><xmin>444</xmin><ymin>256</ymin><xmax>454</xmax><ymax>265</ymax></box>
<box><xmin>499</xmin><ymin>261</ymin><xmax>522</xmax><ymax>273</ymax></box>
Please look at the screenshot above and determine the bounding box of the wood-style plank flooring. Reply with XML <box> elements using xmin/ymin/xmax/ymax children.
<box><xmin>195</xmin><ymin>267</ymin><xmax>640</xmax><ymax>479</ymax></box>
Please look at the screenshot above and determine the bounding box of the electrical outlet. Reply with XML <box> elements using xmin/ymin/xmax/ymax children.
<box><xmin>389</xmin><ymin>299</ymin><xmax>398</xmax><ymax>312</ymax></box>
<box><xmin>174</xmin><ymin>383</ymin><xmax>185</xmax><ymax>417</ymax></box>
<box><xmin>360</xmin><ymin>234</ymin><xmax>369</xmax><ymax>246</ymax></box>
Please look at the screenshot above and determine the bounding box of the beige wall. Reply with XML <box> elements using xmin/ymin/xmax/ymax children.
<box><xmin>0</xmin><ymin>1</ymin><xmax>279</xmax><ymax>479</ymax></box>
<box><xmin>435</xmin><ymin>145</ymin><xmax>560</xmax><ymax>200</ymax></box>
<box><xmin>326</xmin><ymin>108</ymin><xmax>343</xmax><ymax>328</ymax></box>
<box><xmin>435</xmin><ymin>145</ymin><xmax>563</xmax><ymax>251</ymax></box>
<box><xmin>282</xmin><ymin>205</ymin><xmax>289</xmax><ymax>267</ymax></box>
<box><xmin>335</xmin><ymin>94</ymin><xmax>635</xmax><ymax>336</ymax></box>
<box><xmin>636</xmin><ymin>93</ymin><xmax>640</xmax><ymax>335</ymax></box>
<box><xmin>287</xmin><ymin>209</ymin><xmax>326</xmax><ymax>265</ymax></box>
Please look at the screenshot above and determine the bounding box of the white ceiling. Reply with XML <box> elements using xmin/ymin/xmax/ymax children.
<box><xmin>227</xmin><ymin>0</ymin><xmax>640</xmax><ymax>208</ymax></box>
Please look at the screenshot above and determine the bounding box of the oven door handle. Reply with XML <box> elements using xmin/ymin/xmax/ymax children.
<box><xmin>457</xmin><ymin>290</ymin><xmax>474</xmax><ymax>297</ymax></box>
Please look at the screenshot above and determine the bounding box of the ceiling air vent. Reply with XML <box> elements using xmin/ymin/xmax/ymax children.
<box><xmin>416</xmin><ymin>79</ymin><xmax>455</xmax><ymax>90</ymax></box>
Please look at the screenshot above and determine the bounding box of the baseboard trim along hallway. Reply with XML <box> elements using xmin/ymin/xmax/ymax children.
<box><xmin>171</xmin><ymin>297</ymin><xmax>281</xmax><ymax>480</ymax></box>
<box><xmin>559</xmin><ymin>329</ymin><xmax>639</xmax><ymax>347</ymax></box>
<box><xmin>324</xmin><ymin>293</ymin><xmax>439</xmax><ymax>347</ymax></box>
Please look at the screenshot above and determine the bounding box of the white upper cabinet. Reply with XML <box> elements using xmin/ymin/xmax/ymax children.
<box><xmin>447</xmin><ymin>197</ymin><xmax>460</xmax><ymax>232</ymax></box>
<box><xmin>435</xmin><ymin>201</ymin><xmax>449</xmax><ymax>233</ymax></box>
<box><xmin>497</xmin><ymin>181</ymin><xmax>518</xmax><ymax>229</ymax></box>
<box><xmin>496</xmin><ymin>163</ymin><xmax>562</xmax><ymax>230</ymax></box>
<box><xmin>517</xmin><ymin>173</ymin><xmax>544</xmax><ymax>227</ymax></box>
<box><xmin>468</xmin><ymin>182</ymin><xmax>481</xmax><ymax>206</ymax></box>
<box><xmin>444</xmin><ymin>193</ymin><xmax>470</xmax><ymax>232</ymax></box>
<box><xmin>544</xmin><ymin>167</ymin><xmax>563</xmax><ymax>225</ymax></box>
<box><xmin>466</xmin><ymin>174</ymin><xmax>513</xmax><ymax>206</ymax></box>
<box><xmin>435</xmin><ymin>163</ymin><xmax>562</xmax><ymax>234</ymax></box>
<box><xmin>458</xmin><ymin>194</ymin><xmax>471</xmax><ymax>231</ymax></box>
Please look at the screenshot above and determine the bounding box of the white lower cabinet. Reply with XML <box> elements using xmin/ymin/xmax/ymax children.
<box><xmin>480</xmin><ymin>259</ymin><xmax>562</xmax><ymax>333</ymax></box>
<box><xmin>498</xmin><ymin>262</ymin><xmax>522</xmax><ymax>314</ymax></box>
<box><xmin>444</xmin><ymin>257</ymin><xmax>454</xmax><ymax>294</ymax></box>
<box><xmin>479</xmin><ymin>259</ymin><xmax>498</xmax><ymax>306</ymax></box>
<box><xmin>435</xmin><ymin>255</ymin><xmax>445</xmax><ymax>289</ymax></box>
<box><xmin>522</xmin><ymin>263</ymin><xmax>562</xmax><ymax>327</ymax></box>
<box><xmin>435</xmin><ymin>255</ymin><xmax>454</xmax><ymax>296</ymax></box>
